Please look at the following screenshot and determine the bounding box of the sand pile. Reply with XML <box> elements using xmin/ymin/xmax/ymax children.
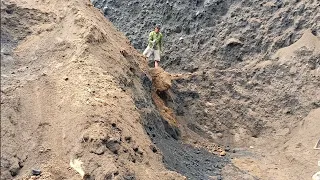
<box><xmin>149</xmin><ymin>68</ymin><xmax>172</xmax><ymax>92</ymax></box>
<box><xmin>0</xmin><ymin>0</ymin><xmax>185</xmax><ymax>179</ymax></box>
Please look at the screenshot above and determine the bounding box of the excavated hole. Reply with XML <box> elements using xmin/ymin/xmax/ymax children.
<box><xmin>130</xmin><ymin>74</ymin><xmax>229</xmax><ymax>179</ymax></box>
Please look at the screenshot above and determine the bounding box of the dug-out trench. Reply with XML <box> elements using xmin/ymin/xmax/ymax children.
<box><xmin>132</xmin><ymin>74</ymin><xmax>229</xmax><ymax>180</ymax></box>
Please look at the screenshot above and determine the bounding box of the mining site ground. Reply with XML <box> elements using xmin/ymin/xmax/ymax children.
<box><xmin>1</xmin><ymin>0</ymin><xmax>320</xmax><ymax>180</ymax></box>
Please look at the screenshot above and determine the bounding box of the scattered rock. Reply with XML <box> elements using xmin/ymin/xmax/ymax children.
<box><xmin>219</xmin><ymin>151</ymin><xmax>226</xmax><ymax>156</ymax></box>
<box><xmin>216</xmin><ymin>133</ymin><xmax>223</xmax><ymax>138</ymax></box>
<box><xmin>225</xmin><ymin>38</ymin><xmax>243</xmax><ymax>46</ymax></box>
<box><xmin>225</xmin><ymin>146</ymin><xmax>230</xmax><ymax>152</ymax></box>
<box><xmin>120</xmin><ymin>49</ymin><xmax>128</xmax><ymax>57</ymax></box>
<box><xmin>9</xmin><ymin>163</ymin><xmax>20</xmax><ymax>177</ymax></box>
<box><xmin>106</xmin><ymin>138</ymin><xmax>121</xmax><ymax>154</ymax></box>
<box><xmin>174</xmin><ymin>26</ymin><xmax>182</xmax><ymax>33</ymax></box>
<box><xmin>125</xmin><ymin>136</ymin><xmax>132</xmax><ymax>143</ymax></box>
<box><xmin>132</xmin><ymin>145</ymin><xmax>139</xmax><ymax>152</ymax></box>
<box><xmin>149</xmin><ymin>145</ymin><xmax>158</xmax><ymax>153</ymax></box>
<box><xmin>82</xmin><ymin>133</ymin><xmax>89</xmax><ymax>142</ymax></box>
<box><xmin>31</xmin><ymin>169</ymin><xmax>41</xmax><ymax>176</ymax></box>
<box><xmin>91</xmin><ymin>145</ymin><xmax>106</xmax><ymax>155</ymax></box>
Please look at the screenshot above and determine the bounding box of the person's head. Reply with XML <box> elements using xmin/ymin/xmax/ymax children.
<box><xmin>155</xmin><ymin>24</ymin><xmax>161</xmax><ymax>33</ymax></box>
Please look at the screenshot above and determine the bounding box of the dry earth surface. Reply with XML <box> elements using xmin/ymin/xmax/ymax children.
<box><xmin>91</xmin><ymin>0</ymin><xmax>320</xmax><ymax>179</ymax></box>
<box><xmin>1</xmin><ymin>0</ymin><xmax>320</xmax><ymax>180</ymax></box>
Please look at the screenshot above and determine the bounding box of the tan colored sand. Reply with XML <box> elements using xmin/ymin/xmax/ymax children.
<box><xmin>0</xmin><ymin>0</ymin><xmax>185</xmax><ymax>179</ymax></box>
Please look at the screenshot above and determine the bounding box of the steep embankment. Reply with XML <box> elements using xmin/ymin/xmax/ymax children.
<box><xmin>1</xmin><ymin>0</ymin><xmax>250</xmax><ymax>180</ymax></box>
<box><xmin>1</xmin><ymin>0</ymin><xmax>319</xmax><ymax>179</ymax></box>
<box><xmin>92</xmin><ymin>0</ymin><xmax>320</xmax><ymax>146</ymax></box>
<box><xmin>91</xmin><ymin>0</ymin><xmax>320</xmax><ymax>179</ymax></box>
<box><xmin>92</xmin><ymin>0</ymin><xmax>320</xmax><ymax>143</ymax></box>
<box><xmin>1</xmin><ymin>0</ymin><xmax>189</xmax><ymax>179</ymax></box>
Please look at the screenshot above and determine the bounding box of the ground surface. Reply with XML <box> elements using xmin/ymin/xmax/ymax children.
<box><xmin>1</xmin><ymin>0</ymin><xmax>320</xmax><ymax>180</ymax></box>
<box><xmin>0</xmin><ymin>0</ymin><xmax>245</xmax><ymax>180</ymax></box>
<box><xmin>1</xmin><ymin>0</ymin><xmax>186</xmax><ymax>179</ymax></box>
<box><xmin>91</xmin><ymin>0</ymin><xmax>320</xmax><ymax>179</ymax></box>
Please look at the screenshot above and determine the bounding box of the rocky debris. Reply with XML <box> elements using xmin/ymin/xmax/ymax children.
<box><xmin>9</xmin><ymin>162</ymin><xmax>20</xmax><ymax>177</ymax></box>
<box><xmin>125</xmin><ymin>136</ymin><xmax>132</xmax><ymax>143</ymax></box>
<box><xmin>225</xmin><ymin>146</ymin><xmax>231</xmax><ymax>152</ymax></box>
<box><xmin>105</xmin><ymin>137</ymin><xmax>121</xmax><ymax>154</ymax></box>
<box><xmin>132</xmin><ymin>145</ymin><xmax>139</xmax><ymax>152</ymax></box>
<box><xmin>149</xmin><ymin>144</ymin><xmax>158</xmax><ymax>153</ymax></box>
<box><xmin>219</xmin><ymin>151</ymin><xmax>226</xmax><ymax>156</ymax></box>
<box><xmin>225</xmin><ymin>38</ymin><xmax>243</xmax><ymax>47</ymax></box>
<box><xmin>31</xmin><ymin>169</ymin><xmax>41</xmax><ymax>176</ymax></box>
<box><xmin>149</xmin><ymin>67</ymin><xmax>172</xmax><ymax>92</ymax></box>
<box><xmin>70</xmin><ymin>159</ymin><xmax>85</xmax><ymax>178</ymax></box>
<box><xmin>90</xmin><ymin>144</ymin><xmax>106</xmax><ymax>155</ymax></box>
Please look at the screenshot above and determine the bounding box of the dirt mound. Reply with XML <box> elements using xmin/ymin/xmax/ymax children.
<box><xmin>274</xmin><ymin>29</ymin><xmax>320</xmax><ymax>63</ymax></box>
<box><xmin>0</xmin><ymin>0</ymin><xmax>187</xmax><ymax>179</ymax></box>
<box><xmin>149</xmin><ymin>68</ymin><xmax>172</xmax><ymax>92</ymax></box>
<box><xmin>2</xmin><ymin>0</ymin><xmax>319</xmax><ymax>179</ymax></box>
<box><xmin>233</xmin><ymin>108</ymin><xmax>320</xmax><ymax>179</ymax></box>
<box><xmin>149</xmin><ymin>67</ymin><xmax>193</xmax><ymax>92</ymax></box>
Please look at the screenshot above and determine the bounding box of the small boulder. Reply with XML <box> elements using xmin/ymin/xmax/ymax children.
<box><xmin>125</xmin><ymin>136</ymin><xmax>132</xmax><ymax>143</ymax></box>
<box><xmin>216</xmin><ymin>133</ymin><xmax>223</xmax><ymax>138</ymax></box>
<box><xmin>149</xmin><ymin>68</ymin><xmax>172</xmax><ymax>92</ymax></box>
<box><xmin>9</xmin><ymin>160</ymin><xmax>21</xmax><ymax>177</ymax></box>
<box><xmin>132</xmin><ymin>145</ymin><xmax>139</xmax><ymax>152</ymax></box>
<box><xmin>225</xmin><ymin>146</ymin><xmax>231</xmax><ymax>152</ymax></box>
<box><xmin>149</xmin><ymin>145</ymin><xmax>158</xmax><ymax>153</ymax></box>
<box><xmin>225</xmin><ymin>38</ymin><xmax>243</xmax><ymax>46</ymax></box>
<box><xmin>91</xmin><ymin>145</ymin><xmax>106</xmax><ymax>155</ymax></box>
<box><xmin>220</xmin><ymin>151</ymin><xmax>226</xmax><ymax>156</ymax></box>
<box><xmin>31</xmin><ymin>169</ymin><xmax>41</xmax><ymax>176</ymax></box>
<box><xmin>106</xmin><ymin>138</ymin><xmax>121</xmax><ymax>154</ymax></box>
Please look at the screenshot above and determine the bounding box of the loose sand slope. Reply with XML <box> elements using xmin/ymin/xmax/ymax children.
<box><xmin>1</xmin><ymin>0</ymin><xmax>319</xmax><ymax>179</ymax></box>
<box><xmin>1</xmin><ymin>0</ymin><xmax>184</xmax><ymax>179</ymax></box>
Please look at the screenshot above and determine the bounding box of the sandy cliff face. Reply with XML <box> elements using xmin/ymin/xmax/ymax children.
<box><xmin>0</xmin><ymin>0</ymin><xmax>187</xmax><ymax>179</ymax></box>
<box><xmin>91</xmin><ymin>0</ymin><xmax>320</xmax><ymax>179</ymax></box>
<box><xmin>92</xmin><ymin>0</ymin><xmax>320</xmax><ymax>144</ymax></box>
<box><xmin>1</xmin><ymin>0</ymin><xmax>319</xmax><ymax>179</ymax></box>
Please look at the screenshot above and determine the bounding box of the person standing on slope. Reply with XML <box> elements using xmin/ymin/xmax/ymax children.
<box><xmin>143</xmin><ymin>24</ymin><xmax>163</xmax><ymax>68</ymax></box>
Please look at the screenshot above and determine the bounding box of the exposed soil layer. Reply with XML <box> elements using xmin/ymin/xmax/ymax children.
<box><xmin>1</xmin><ymin>0</ymin><xmax>319</xmax><ymax>179</ymax></box>
<box><xmin>92</xmin><ymin>0</ymin><xmax>320</xmax><ymax>141</ymax></box>
<box><xmin>135</xmin><ymin>74</ymin><xmax>231</xmax><ymax>180</ymax></box>
<box><xmin>0</xmin><ymin>0</ymin><xmax>186</xmax><ymax>179</ymax></box>
<box><xmin>1</xmin><ymin>0</ymin><xmax>246</xmax><ymax>180</ymax></box>
<box><xmin>91</xmin><ymin>0</ymin><xmax>320</xmax><ymax>179</ymax></box>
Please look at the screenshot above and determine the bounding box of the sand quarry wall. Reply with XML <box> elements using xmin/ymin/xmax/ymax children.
<box><xmin>1</xmin><ymin>0</ymin><xmax>187</xmax><ymax>179</ymax></box>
